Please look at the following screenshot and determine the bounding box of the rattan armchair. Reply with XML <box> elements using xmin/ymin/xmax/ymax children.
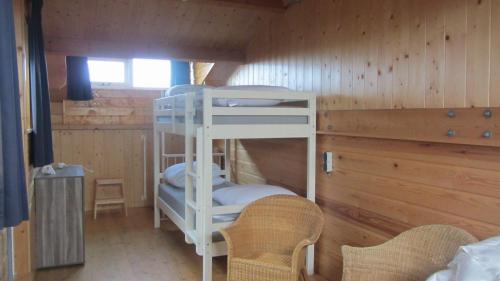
<box><xmin>341</xmin><ymin>225</ymin><xmax>478</xmax><ymax>281</ymax></box>
<box><xmin>220</xmin><ymin>195</ymin><xmax>324</xmax><ymax>281</ymax></box>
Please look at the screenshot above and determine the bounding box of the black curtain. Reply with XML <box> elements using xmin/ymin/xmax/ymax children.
<box><xmin>0</xmin><ymin>0</ymin><xmax>29</xmax><ymax>228</ymax></box>
<box><xmin>67</xmin><ymin>56</ymin><xmax>93</xmax><ymax>101</ymax></box>
<box><xmin>171</xmin><ymin>60</ymin><xmax>191</xmax><ymax>86</ymax></box>
<box><xmin>29</xmin><ymin>0</ymin><xmax>53</xmax><ymax>167</ymax></box>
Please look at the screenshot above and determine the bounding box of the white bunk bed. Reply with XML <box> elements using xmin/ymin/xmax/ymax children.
<box><xmin>153</xmin><ymin>85</ymin><xmax>316</xmax><ymax>281</ymax></box>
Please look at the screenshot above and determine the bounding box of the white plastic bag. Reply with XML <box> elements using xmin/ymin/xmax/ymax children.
<box><xmin>426</xmin><ymin>236</ymin><xmax>500</xmax><ymax>281</ymax></box>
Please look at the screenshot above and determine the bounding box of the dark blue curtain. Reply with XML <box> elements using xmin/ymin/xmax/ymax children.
<box><xmin>29</xmin><ymin>0</ymin><xmax>54</xmax><ymax>167</ymax></box>
<box><xmin>0</xmin><ymin>0</ymin><xmax>29</xmax><ymax>228</ymax></box>
<box><xmin>171</xmin><ymin>60</ymin><xmax>191</xmax><ymax>86</ymax></box>
<box><xmin>67</xmin><ymin>56</ymin><xmax>93</xmax><ymax>101</ymax></box>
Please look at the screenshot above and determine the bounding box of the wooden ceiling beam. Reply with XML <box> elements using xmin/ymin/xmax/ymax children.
<box><xmin>178</xmin><ymin>0</ymin><xmax>286</xmax><ymax>12</ymax></box>
<box><xmin>45</xmin><ymin>37</ymin><xmax>246</xmax><ymax>62</ymax></box>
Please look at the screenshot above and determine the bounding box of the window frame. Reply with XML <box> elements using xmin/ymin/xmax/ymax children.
<box><xmin>87</xmin><ymin>57</ymin><xmax>172</xmax><ymax>90</ymax></box>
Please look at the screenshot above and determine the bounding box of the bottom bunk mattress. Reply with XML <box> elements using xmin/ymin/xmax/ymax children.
<box><xmin>158</xmin><ymin>181</ymin><xmax>237</xmax><ymax>223</ymax></box>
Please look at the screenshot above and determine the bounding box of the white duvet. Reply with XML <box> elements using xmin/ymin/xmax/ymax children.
<box><xmin>212</xmin><ymin>184</ymin><xmax>296</xmax><ymax>206</ymax></box>
<box><xmin>426</xmin><ymin>236</ymin><xmax>500</xmax><ymax>281</ymax></box>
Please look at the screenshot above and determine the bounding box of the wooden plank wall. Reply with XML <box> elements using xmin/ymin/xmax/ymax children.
<box><xmin>227</xmin><ymin>0</ymin><xmax>500</xmax><ymax>109</ymax></box>
<box><xmin>317</xmin><ymin>108</ymin><xmax>500</xmax><ymax>147</ymax></box>
<box><xmin>230</xmin><ymin>135</ymin><xmax>500</xmax><ymax>280</ymax></box>
<box><xmin>52</xmin><ymin>129</ymin><xmax>154</xmax><ymax>211</ymax></box>
<box><xmin>47</xmin><ymin>53</ymin><xmax>159</xmax><ymax>212</ymax></box>
<box><xmin>223</xmin><ymin>0</ymin><xmax>500</xmax><ymax>280</ymax></box>
<box><xmin>315</xmin><ymin>136</ymin><xmax>500</xmax><ymax>279</ymax></box>
<box><xmin>60</xmin><ymin>91</ymin><xmax>154</xmax><ymax>126</ymax></box>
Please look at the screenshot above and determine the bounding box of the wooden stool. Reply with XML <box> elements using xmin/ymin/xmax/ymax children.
<box><xmin>94</xmin><ymin>178</ymin><xmax>128</xmax><ymax>219</ymax></box>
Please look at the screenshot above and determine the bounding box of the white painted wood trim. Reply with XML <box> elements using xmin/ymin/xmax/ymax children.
<box><xmin>211</xmin><ymin>204</ymin><xmax>245</xmax><ymax>215</ymax></box>
<box><xmin>157</xmin><ymin>197</ymin><xmax>186</xmax><ymax>235</ymax></box>
<box><xmin>204</xmin><ymin>88</ymin><xmax>312</xmax><ymax>100</ymax></box>
<box><xmin>211</xmin><ymin>107</ymin><xmax>310</xmax><ymax>116</ymax></box>
<box><xmin>306</xmin><ymin>94</ymin><xmax>317</xmax><ymax>276</ymax></box>
<box><xmin>153</xmin><ymin>89</ymin><xmax>317</xmax><ymax>280</ymax></box>
<box><xmin>202</xmin><ymin>92</ymin><xmax>214</xmax><ymax>281</ymax></box>
<box><xmin>153</xmin><ymin>100</ymin><xmax>161</xmax><ymax>229</ymax></box>
<box><xmin>184</xmin><ymin>93</ymin><xmax>195</xmax><ymax>244</ymax></box>
<box><xmin>211</xmin><ymin>124</ymin><xmax>311</xmax><ymax>139</ymax></box>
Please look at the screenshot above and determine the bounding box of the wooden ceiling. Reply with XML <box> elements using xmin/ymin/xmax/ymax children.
<box><xmin>42</xmin><ymin>0</ymin><xmax>287</xmax><ymax>62</ymax></box>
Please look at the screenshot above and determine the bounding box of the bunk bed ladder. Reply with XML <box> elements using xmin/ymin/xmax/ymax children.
<box><xmin>224</xmin><ymin>139</ymin><xmax>231</xmax><ymax>182</ymax></box>
<box><xmin>306</xmin><ymin>94</ymin><xmax>317</xmax><ymax>275</ymax></box>
<box><xmin>184</xmin><ymin>94</ymin><xmax>197</xmax><ymax>245</ymax></box>
<box><xmin>195</xmin><ymin>127</ymin><xmax>204</xmax><ymax>256</ymax></box>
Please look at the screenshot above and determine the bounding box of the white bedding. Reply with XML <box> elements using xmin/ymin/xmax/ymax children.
<box><xmin>164</xmin><ymin>84</ymin><xmax>292</xmax><ymax>107</ymax></box>
<box><xmin>212</xmin><ymin>184</ymin><xmax>296</xmax><ymax>206</ymax></box>
<box><xmin>426</xmin><ymin>236</ymin><xmax>500</xmax><ymax>281</ymax></box>
<box><xmin>163</xmin><ymin>162</ymin><xmax>225</xmax><ymax>188</ymax></box>
<box><xmin>165</xmin><ymin>84</ymin><xmax>207</xmax><ymax>97</ymax></box>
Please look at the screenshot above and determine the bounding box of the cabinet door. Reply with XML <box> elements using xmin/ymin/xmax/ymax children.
<box><xmin>36</xmin><ymin>177</ymin><xmax>84</xmax><ymax>268</ymax></box>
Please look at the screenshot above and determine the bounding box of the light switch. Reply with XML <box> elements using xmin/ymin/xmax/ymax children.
<box><xmin>323</xmin><ymin>151</ymin><xmax>333</xmax><ymax>174</ymax></box>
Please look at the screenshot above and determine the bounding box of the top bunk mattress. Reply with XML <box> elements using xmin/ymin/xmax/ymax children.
<box><xmin>157</xmin><ymin>85</ymin><xmax>310</xmax><ymax>125</ymax></box>
<box><xmin>162</xmin><ymin>85</ymin><xmax>306</xmax><ymax>107</ymax></box>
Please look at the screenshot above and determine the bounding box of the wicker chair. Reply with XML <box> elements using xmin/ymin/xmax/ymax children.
<box><xmin>220</xmin><ymin>195</ymin><xmax>324</xmax><ymax>281</ymax></box>
<box><xmin>341</xmin><ymin>225</ymin><xmax>478</xmax><ymax>281</ymax></box>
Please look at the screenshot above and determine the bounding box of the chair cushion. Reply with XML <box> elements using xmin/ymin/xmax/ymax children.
<box><xmin>229</xmin><ymin>253</ymin><xmax>293</xmax><ymax>281</ymax></box>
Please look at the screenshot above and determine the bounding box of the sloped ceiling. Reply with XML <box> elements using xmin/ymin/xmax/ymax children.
<box><xmin>42</xmin><ymin>0</ymin><xmax>288</xmax><ymax>62</ymax></box>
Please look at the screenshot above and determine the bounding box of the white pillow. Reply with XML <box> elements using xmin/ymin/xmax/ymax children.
<box><xmin>166</xmin><ymin>85</ymin><xmax>210</xmax><ymax>96</ymax></box>
<box><xmin>214</xmin><ymin>85</ymin><xmax>290</xmax><ymax>107</ymax></box>
<box><xmin>212</xmin><ymin>184</ymin><xmax>296</xmax><ymax>206</ymax></box>
<box><xmin>164</xmin><ymin>162</ymin><xmax>225</xmax><ymax>188</ymax></box>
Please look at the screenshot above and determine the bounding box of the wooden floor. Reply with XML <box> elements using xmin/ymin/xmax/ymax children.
<box><xmin>35</xmin><ymin>208</ymin><xmax>327</xmax><ymax>281</ymax></box>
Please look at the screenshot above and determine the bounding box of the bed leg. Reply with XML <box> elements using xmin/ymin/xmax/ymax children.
<box><xmin>154</xmin><ymin>204</ymin><xmax>160</xmax><ymax>228</ymax></box>
<box><xmin>202</xmin><ymin>249</ymin><xmax>212</xmax><ymax>281</ymax></box>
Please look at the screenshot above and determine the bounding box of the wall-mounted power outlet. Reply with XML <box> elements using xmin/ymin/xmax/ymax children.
<box><xmin>323</xmin><ymin>151</ymin><xmax>333</xmax><ymax>174</ymax></box>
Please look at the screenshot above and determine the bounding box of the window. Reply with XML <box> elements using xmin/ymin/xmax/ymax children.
<box><xmin>132</xmin><ymin>59</ymin><xmax>171</xmax><ymax>88</ymax></box>
<box><xmin>88</xmin><ymin>60</ymin><xmax>125</xmax><ymax>84</ymax></box>
<box><xmin>87</xmin><ymin>58</ymin><xmax>172</xmax><ymax>89</ymax></box>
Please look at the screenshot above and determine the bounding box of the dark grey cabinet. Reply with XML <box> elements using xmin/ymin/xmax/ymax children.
<box><xmin>35</xmin><ymin>165</ymin><xmax>85</xmax><ymax>269</ymax></box>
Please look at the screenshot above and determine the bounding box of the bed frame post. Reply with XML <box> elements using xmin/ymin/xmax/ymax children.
<box><xmin>224</xmin><ymin>139</ymin><xmax>231</xmax><ymax>182</ymax></box>
<box><xmin>306</xmin><ymin>94</ymin><xmax>317</xmax><ymax>275</ymax></box>
<box><xmin>153</xmin><ymin>100</ymin><xmax>161</xmax><ymax>229</ymax></box>
<box><xmin>201</xmin><ymin>91</ymin><xmax>214</xmax><ymax>281</ymax></box>
<box><xmin>195</xmin><ymin>128</ymin><xmax>204</xmax><ymax>255</ymax></box>
<box><xmin>185</xmin><ymin>93</ymin><xmax>195</xmax><ymax>244</ymax></box>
